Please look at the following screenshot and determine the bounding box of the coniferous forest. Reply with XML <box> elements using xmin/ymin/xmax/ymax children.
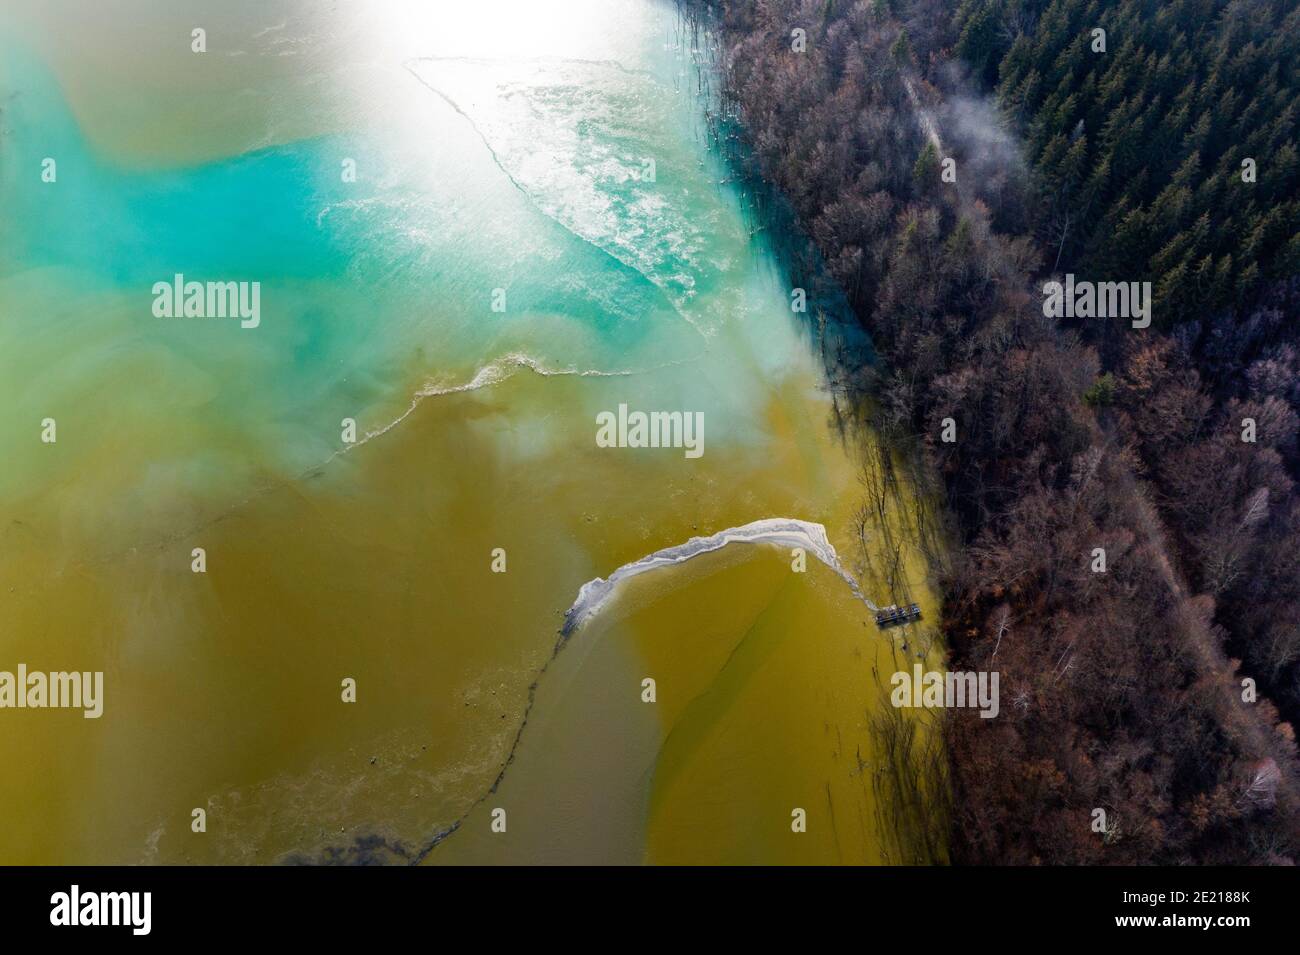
<box><xmin>683</xmin><ymin>0</ymin><xmax>1300</xmax><ymax>864</ymax></box>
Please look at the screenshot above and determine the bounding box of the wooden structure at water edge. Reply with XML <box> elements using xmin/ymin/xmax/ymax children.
<box><xmin>874</xmin><ymin>603</ymin><xmax>922</xmax><ymax>628</ymax></box>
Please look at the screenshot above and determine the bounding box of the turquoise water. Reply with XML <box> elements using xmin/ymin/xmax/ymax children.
<box><xmin>0</xmin><ymin>3</ymin><xmax>772</xmax><ymax>515</ymax></box>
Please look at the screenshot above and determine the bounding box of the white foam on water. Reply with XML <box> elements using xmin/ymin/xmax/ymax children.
<box><xmin>562</xmin><ymin>517</ymin><xmax>881</xmax><ymax>635</ymax></box>
<box><xmin>406</xmin><ymin>55</ymin><xmax>723</xmax><ymax>335</ymax></box>
<box><xmin>345</xmin><ymin>351</ymin><xmax>699</xmax><ymax>453</ymax></box>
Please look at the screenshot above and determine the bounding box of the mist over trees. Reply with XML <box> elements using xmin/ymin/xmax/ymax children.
<box><xmin>682</xmin><ymin>0</ymin><xmax>1300</xmax><ymax>863</ymax></box>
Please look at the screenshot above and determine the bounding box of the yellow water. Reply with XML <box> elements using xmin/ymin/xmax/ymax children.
<box><xmin>0</xmin><ymin>0</ymin><xmax>946</xmax><ymax>865</ymax></box>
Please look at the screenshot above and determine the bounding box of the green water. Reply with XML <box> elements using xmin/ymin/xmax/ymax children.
<box><xmin>0</xmin><ymin>0</ymin><xmax>942</xmax><ymax>864</ymax></box>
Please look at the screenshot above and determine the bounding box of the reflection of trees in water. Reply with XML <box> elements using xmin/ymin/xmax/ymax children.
<box><xmin>871</xmin><ymin>701</ymin><xmax>950</xmax><ymax>866</ymax></box>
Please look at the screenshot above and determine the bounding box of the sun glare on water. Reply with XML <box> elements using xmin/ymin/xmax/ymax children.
<box><xmin>366</xmin><ymin>0</ymin><xmax>621</xmax><ymax>61</ymax></box>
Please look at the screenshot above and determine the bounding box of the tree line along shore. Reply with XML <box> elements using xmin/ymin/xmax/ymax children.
<box><xmin>680</xmin><ymin>0</ymin><xmax>1300</xmax><ymax>864</ymax></box>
